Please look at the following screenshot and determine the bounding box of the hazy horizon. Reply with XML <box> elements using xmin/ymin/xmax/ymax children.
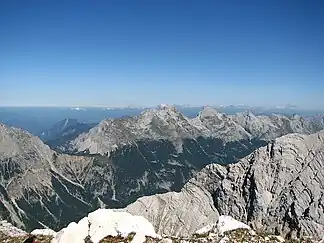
<box><xmin>0</xmin><ymin>103</ymin><xmax>323</xmax><ymax>113</ymax></box>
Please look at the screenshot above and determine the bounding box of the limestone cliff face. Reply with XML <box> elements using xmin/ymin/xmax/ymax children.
<box><xmin>124</xmin><ymin>131</ymin><xmax>324</xmax><ymax>240</ymax></box>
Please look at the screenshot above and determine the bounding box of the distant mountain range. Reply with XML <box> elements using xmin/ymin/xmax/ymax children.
<box><xmin>0</xmin><ymin>106</ymin><xmax>323</xmax><ymax>237</ymax></box>
<box><xmin>0</xmin><ymin>105</ymin><xmax>323</xmax><ymax>136</ymax></box>
<box><xmin>48</xmin><ymin>106</ymin><xmax>324</xmax><ymax>156</ymax></box>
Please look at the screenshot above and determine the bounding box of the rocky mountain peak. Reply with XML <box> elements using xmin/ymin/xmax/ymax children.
<box><xmin>307</xmin><ymin>114</ymin><xmax>324</xmax><ymax>131</ymax></box>
<box><xmin>239</xmin><ymin>110</ymin><xmax>257</xmax><ymax>119</ymax></box>
<box><xmin>190</xmin><ymin>107</ymin><xmax>251</xmax><ymax>142</ymax></box>
<box><xmin>0</xmin><ymin>123</ymin><xmax>52</xmax><ymax>161</ymax></box>
<box><xmin>291</xmin><ymin>113</ymin><xmax>302</xmax><ymax>119</ymax></box>
<box><xmin>71</xmin><ymin>107</ymin><xmax>196</xmax><ymax>155</ymax></box>
<box><xmin>140</xmin><ymin>105</ymin><xmax>184</xmax><ymax>122</ymax></box>
<box><xmin>198</xmin><ymin>106</ymin><xmax>222</xmax><ymax>119</ymax></box>
<box><xmin>158</xmin><ymin>103</ymin><xmax>178</xmax><ymax>111</ymax></box>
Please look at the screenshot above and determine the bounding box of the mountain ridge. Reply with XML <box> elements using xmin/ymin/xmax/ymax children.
<box><xmin>66</xmin><ymin>106</ymin><xmax>323</xmax><ymax>156</ymax></box>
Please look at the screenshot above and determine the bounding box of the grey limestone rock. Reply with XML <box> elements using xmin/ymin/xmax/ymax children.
<box><xmin>123</xmin><ymin>131</ymin><xmax>324</xmax><ymax>240</ymax></box>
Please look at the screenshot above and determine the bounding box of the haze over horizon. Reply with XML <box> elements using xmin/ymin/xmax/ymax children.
<box><xmin>1</xmin><ymin>0</ymin><xmax>323</xmax><ymax>109</ymax></box>
<box><xmin>0</xmin><ymin>103</ymin><xmax>314</xmax><ymax>111</ymax></box>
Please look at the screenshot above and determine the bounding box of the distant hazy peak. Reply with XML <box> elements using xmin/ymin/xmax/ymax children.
<box><xmin>290</xmin><ymin>113</ymin><xmax>302</xmax><ymax>119</ymax></box>
<box><xmin>198</xmin><ymin>106</ymin><xmax>222</xmax><ymax>119</ymax></box>
<box><xmin>137</xmin><ymin>105</ymin><xmax>183</xmax><ymax>121</ymax></box>
<box><xmin>239</xmin><ymin>109</ymin><xmax>256</xmax><ymax>117</ymax></box>
<box><xmin>158</xmin><ymin>103</ymin><xmax>175</xmax><ymax>109</ymax></box>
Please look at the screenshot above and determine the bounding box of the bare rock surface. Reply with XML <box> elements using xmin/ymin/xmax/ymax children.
<box><xmin>123</xmin><ymin>131</ymin><xmax>324</xmax><ymax>240</ymax></box>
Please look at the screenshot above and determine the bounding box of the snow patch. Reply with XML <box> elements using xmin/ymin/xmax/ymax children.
<box><xmin>199</xmin><ymin>106</ymin><xmax>220</xmax><ymax>119</ymax></box>
<box><xmin>217</xmin><ymin>215</ymin><xmax>250</xmax><ymax>235</ymax></box>
<box><xmin>159</xmin><ymin>104</ymin><xmax>168</xmax><ymax>109</ymax></box>
<box><xmin>195</xmin><ymin>215</ymin><xmax>251</xmax><ymax>236</ymax></box>
<box><xmin>52</xmin><ymin>209</ymin><xmax>160</xmax><ymax>243</ymax></box>
<box><xmin>195</xmin><ymin>223</ymin><xmax>216</xmax><ymax>235</ymax></box>
<box><xmin>31</xmin><ymin>228</ymin><xmax>57</xmax><ymax>236</ymax></box>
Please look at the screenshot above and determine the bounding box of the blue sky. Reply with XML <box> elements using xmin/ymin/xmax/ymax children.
<box><xmin>0</xmin><ymin>0</ymin><xmax>323</xmax><ymax>108</ymax></box>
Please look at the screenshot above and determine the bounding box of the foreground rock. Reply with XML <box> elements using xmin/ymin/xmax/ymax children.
<box><xmin>0</xmin><ymin>220</ymin><xmax>53</xmax><ymax>243</ymax></box>
<box><xmin>1</xmin><ymin>213</ymin><xmax>322</xmax><ymax>243</ymax></box>
<box><xmin>123</xmin><ymin>131</ymin><xmax>324</xmax><ymax>240</ymax></box>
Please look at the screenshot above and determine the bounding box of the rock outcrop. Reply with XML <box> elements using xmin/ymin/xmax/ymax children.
<box><xmin>0</xmin><ymin>220</ymin><xmax>54</xmax><ymax>243</ymax></box>
<box><xmin>123</xmin><ymin>131</ymin><xmax>324</xmax><ymax>240</ymax></box>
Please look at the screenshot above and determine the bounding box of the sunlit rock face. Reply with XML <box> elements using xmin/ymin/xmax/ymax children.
<box><xmin>123</xmin><ymin>131</ymin><xmax>324</xmax><ymax>240</ymax></box>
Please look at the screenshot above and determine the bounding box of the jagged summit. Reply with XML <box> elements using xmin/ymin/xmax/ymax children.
<box><xmin>71</xmin><ymin>106</ymin><xmax>197</xmax><ymax>155</ymax></box>
<box><xmin>308</xmin><ymin>114</ymin><xmax>324</xmax><ymax>131</ymax></box>
<box><xmin>73</xmin><ymin>105</ymin><xmax>253</xmax><ymax>155</ymax></box>
<box><xmin>191</xmin><ymin>107</ymin><xmax>251</xmax><ymax>142</ymax></box>
<box><xmin>0</xmin><ymin>122</ymin><xmax>53</xmax><ymax>165</ymax></box>
<box><xmin>158</xmin><ymin>103</ymin><xmax>178</xmax><ymax>111</ymax></box>
<box><xmin>238</xmin><ymin>109</ymin><xmax>258</xmax><ymax>119</ymax></box>
<box><xmin>139</xmin><ymin>104</ymin><xmax>185</xmax><ymax>122</ymax></box>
